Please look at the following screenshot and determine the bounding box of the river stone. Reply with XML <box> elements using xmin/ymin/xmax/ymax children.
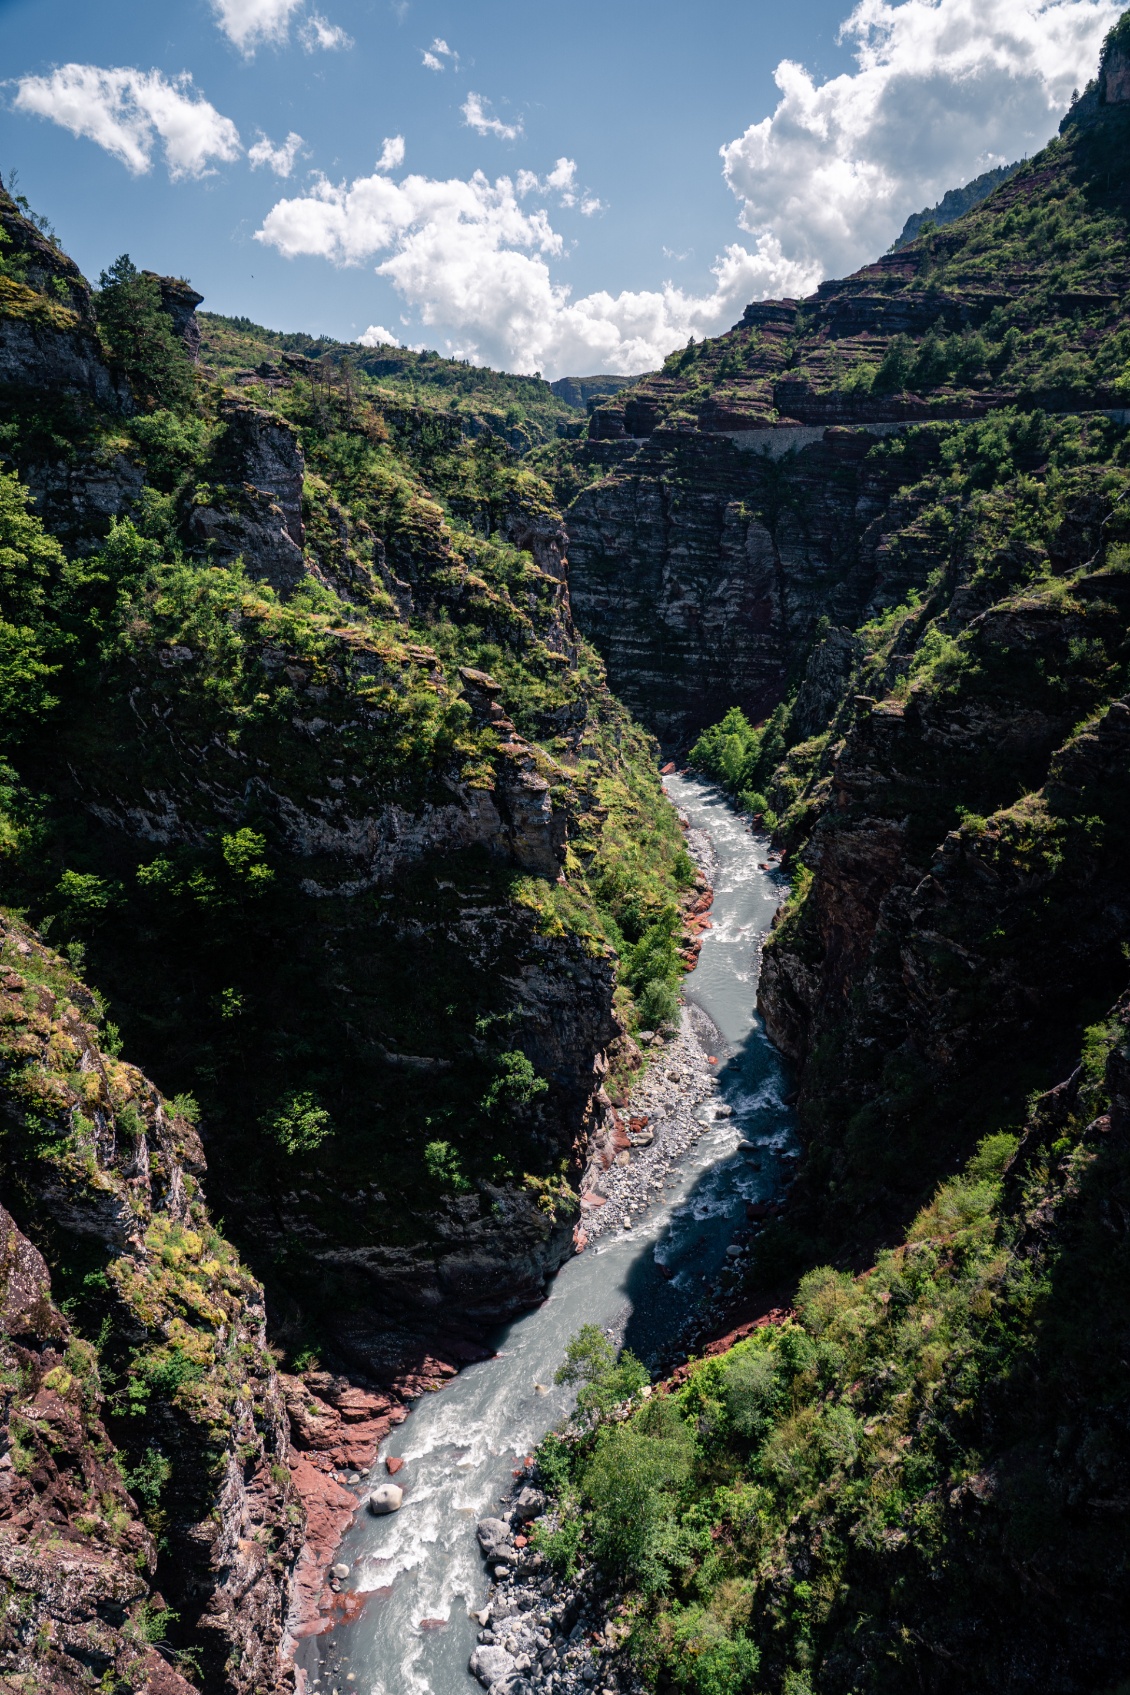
<box><xmin>367</xmin><ymin>1484</ymin><xmax>403</xmax><ymax>1515</ymax></box>
<box><xmin>476</xmin><ymin>1516</ymin><xmax>512</xmax><ymax>1553</ymax></box>
<box><xmin>469</xmin><ymin>1643</ymin><xmax>516</xmax><ymax>1687</ymax></box>
<box><xmin>331</xmin><ymin>1562</ymin><xmax>350</xmax><ymax>1579</ymax></box>
<box><xmin>514</xmin><ymin>1486</ymin><xmax>545</xmax><ymax>1522</ymax></box>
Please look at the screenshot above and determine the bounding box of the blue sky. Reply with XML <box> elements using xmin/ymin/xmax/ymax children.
<box><xmin>0</xmin><ymin>0</ymin><xmax>1120</xmax><ymax>375</ymax></box>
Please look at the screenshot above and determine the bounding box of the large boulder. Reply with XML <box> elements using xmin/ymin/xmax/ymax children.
<box><xmin>469</xmin><ymin>1643</ymin><xmax>516</xmax><ymax>1689</ymax></box>
<box><xmin>513</xmin><ymin>1487</ymin><xmax>545</xmax><ymax>1523</ymax></box>
<box><xmin>367</xmin><ymin>1484</ymin><xmax>403</xmax><ymax>1515</ymax></box>
<box><xmin>476</xmin><ymin>1516</ymin><xmax>512</xmax><ymax>1554</ymax></box>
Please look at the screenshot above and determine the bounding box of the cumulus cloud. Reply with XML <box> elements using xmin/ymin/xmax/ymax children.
<box><xmin>14</xmin><ymin>64</ymin><xmax>241</xmax><ymax>179</ymax></box>
<box><xmin>255</xmin><ymin>165</ymin><xmax>817</xmax><ymax>375</ymax></box>
<box><xmin>376</xmin><ymin>134</ymin><xmax>406</xmax><ymax>172</ymax></box>
<box><xmin>211</xmin><ymin>0</ymin><xmax>304</xmax><ymax>51</ymax></box>
<box><xmin>300</xmin><ymin>12</ymin><xmax>353</xmax><ymax>50</ymax></box>
<box><xmin>462</xmin><ymin>92</ymin><xmax>522</xmax><ymax>141</ymax></box>
<box><xmin>359</xmin><ymin>324</ymin><xmax>401</xmax><ymax>346</ymax></box>
<box><xmin>249</xmin><ymin>129</ymin><xmax>304</xmax><ymax>176</ymax></box>
<box><xmin>721</xmin><ymin>0</ymin><xmax>1121</xmax><ymax>279</ymax></box>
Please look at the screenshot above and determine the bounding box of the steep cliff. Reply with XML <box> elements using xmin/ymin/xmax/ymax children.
<box><xmin>0</xmin><ymin>913</ymin><xmax>301</xmax><ymax>1692</ymax></box>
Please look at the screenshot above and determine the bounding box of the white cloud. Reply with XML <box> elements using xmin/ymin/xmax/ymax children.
<box><xmin>721</xmin><ymin>0</ymin><xmax>1120</xmax><ymax>279</ymax></box>
<box><xmin>211</xmin><ymin>0</ymin><xmax>303</xmax><ymax>51</ymax></box>
<box><xmin>515</xmin><ymin>157</ymin><xmax>601</xmax><ymax>211</ymax></box>
<box><xmin>462</xmin><ymin>92</ymin><xmax>523</xmax><ymax>141</ymax></box>
<box><xmin>359</xmin><ymin>324</ymin><xmax>401</xmax><ymax>346</ymax></box>
<box><xmin>14</xmin><ymin>64</ymin><xmax>241</xmax><ymax>179</ymax></box>
<box><xmin>253</xmin><ymin>0</ymin><xmax>1120</xmax><ymax>379</ymax></box>
<box><xmin>249</xmin><ymin>129</ymin><xmax>305</xmax><ymax>176</ymax></box>
<box><xmin>300</xmin><ymin>12</ymin><xmax>353</xmax><ymax>50</ymax></box>
<box><xmin>545</xmin><ymin>156</ymin><xmax>577</xmax><ymax>206</ymax></box>
<box><xmin>376</xmin><ymin>135</ymin><xmax>406</xmax><ymax>172</ymax></box>
<box><xmin>422</xmin><ymin>37</ymin><xmax>456</xmax><ymax>69</ymax></box>
<box><xmin>255</xmin><ymin>165</ymin><xmax>817</xmax><ymax>376</ymax></box>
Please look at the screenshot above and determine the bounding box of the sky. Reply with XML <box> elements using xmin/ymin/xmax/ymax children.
<box><xmin>0</xmin><ymin>0</ymin><xmax>1122</xmax><ymax>378</ymax></box>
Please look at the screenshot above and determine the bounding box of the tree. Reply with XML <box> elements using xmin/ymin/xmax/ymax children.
<box><xmin>95</xmin><ymin>255</ymin><xmax>195</xmax><ymax>412</ymax></box>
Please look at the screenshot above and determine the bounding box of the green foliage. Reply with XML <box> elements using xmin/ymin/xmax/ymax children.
<box><xmin>267</xmin><ymin>1091</ymin><xmax>333</xmax><ymax>1156</ymax></box>
<box><xmin>127</xmin><ymin>1445</ymin><xmax>172</xmax><ymax>1523</ymax></box>
<box><xmin>690</xmin><ymin>704</ymin><xmax>790</xmax><ymax>814</ymax></box>
<box><xmin>531</xmin><ymin>1510</ymin><xmax>585</xmax><ymax>1579</ymax></box>
<box><xmin>0</xmin><ymin>471</ymin><xmax>63</xmax><ymax>740</ymax></box>
<box><xmin>95</xmin><ymin>255</ymin><xmax>195</xmax><ymax>412</ymax></box>
<box><xmin>581</xmin><ymin>1399</ymin><xmax>696</xmax><ymax>1592</ymax></box>
<box><xmin>663</xmin><ymin>1604</ymin><xmax>760</xmax><ymax>1695</ymax></box>
<box><xmin>480</xmin><ymin>1049</ymin><xmax>548</xmax><ymax>1115</ymax></box>
<box><xmin>555</xmin><ymin>1323</ymin><xmax>650</xmax><ymax>1419</ymax></box>
<box><xmin>423</xmin><ymin>1138</ymin><xmax>471</xmax><ymax>1192</ymax></box>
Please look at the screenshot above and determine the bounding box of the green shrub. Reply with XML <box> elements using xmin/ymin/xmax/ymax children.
<box><xmin>480</xmin><ymin>1050</ymin><xmax>548</xmax><ymax>1115</ymax></box>
<box><xmin>423</xmin><ymin>1138</ymin><xmax>471</xmax><ymax>1192</ymax></box>
<box><xmin>664</xmin><ymin>1604</ymin><xmax>760</xmax><ymax>1695</ymax></box>
<box><xmin>267</xmin><ymin>1091</ymin><xmax>333</xmax><ymax>1156</ymax></box>
<box><xmin>581</xmin><ymin>1401</ymin><xmax>695</xmax><ymax>1592</ymax></box>
<box><xmin>555</xmin><ymin>1323</ymin><xmax>650</xmax><ymax>1418</ymax></box>
<box><xmin>637</xmin><ymin>976</ymin><xmax>680</xmax><ymax>1030</ymax></box>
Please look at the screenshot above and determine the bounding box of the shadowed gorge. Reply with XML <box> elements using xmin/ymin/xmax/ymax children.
<box><xmin>2</xmin><ymin>10</ymin><xmax>1130</xmax><ymax>1695</ymax></box>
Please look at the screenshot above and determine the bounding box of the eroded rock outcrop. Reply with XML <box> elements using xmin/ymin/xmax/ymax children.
<box><xmin>0</xmin><ymin>915</ymin><xmax>303</xmax><ymax>1693</ymax></box>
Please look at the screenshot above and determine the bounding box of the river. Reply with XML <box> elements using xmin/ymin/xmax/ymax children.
<box><xmin>298</xmin><ymin>774</ymin><xmax>793</xmax><ymax>1695</ymax></box>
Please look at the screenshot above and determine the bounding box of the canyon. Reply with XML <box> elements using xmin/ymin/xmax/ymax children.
<box><xmin>1</xmin><ymin>12</ymin><xmax>1130</xmax><ymax>1694</ymax></box>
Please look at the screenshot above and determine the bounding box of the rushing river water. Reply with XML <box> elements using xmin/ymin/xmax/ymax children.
<box><xmin>299</xmin><ymin>775</ymin><xmax>793</xmax><ymax>1695</ymax></box>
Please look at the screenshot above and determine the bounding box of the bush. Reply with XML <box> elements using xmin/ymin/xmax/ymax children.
<box><xmin>720</xmin><ymin>1347</ymin><xmax>781</xmax><ymax>1441</ymax></box>
<box><xmin>582</xmin><ymin>1400</ymin><xmax>695</xmax><ymax>1591</ymax></box>
<box><xmin>267</xmin><ymin>1091</ymin><xmax>333</xmax><ymax>1155</ymax></box>
<box><xmin>637</xmin><ymin>976</ymin><xmax>680</xmax><ymax>1030</ymax></box>
<box><xmin>481</xmin><ymin>1049</ymin><xmax>548</xmax><ymax>1115</ymax></box>
<box><xmin>424</xmin><ymin>1138</ymin><xmax>471</xmax><ymax>1192</ymax></box>
<box><xmin>665</xmin><ymin>1604</ymin><xmax>760</xmax><ymax>1695</ymax></box>
<box><xmin>555</xmin><ymin>1323</ymin><xmax>650</xmax><ymax>1418</ymax></box>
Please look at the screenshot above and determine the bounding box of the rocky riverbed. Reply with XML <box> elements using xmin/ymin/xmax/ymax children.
<box><xmin>469</xmin><ymin>1488</ymin><xmax>646</xmax><ymax>1695</ymax></box>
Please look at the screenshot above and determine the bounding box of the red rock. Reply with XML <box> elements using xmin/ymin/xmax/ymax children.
<box><xmin>579</xmin><ymin>1191</ymin><xmax>608</xmax><ymax>1208</ymax></box>
<box><xmin>661</xmin><ymin>761</ymin><xmax>676</xmax><ymax>774</ymax></box>
<box><xmin>514</xmin><ymin>1534</ymin><xmax>527</xmax><ymax>1547</ymax></box>
<box><xmin>418</xmin><ymin>1617</ymin><xmax>447</xmax><ymax>1631</ymax></box>
<box><xmin>708</xmin><ymin>1056</ymin><xmax>717</xmax><ymax>1064</ymax></box>
<box><xmin>385</xmin><ymin>1456</ymin><xmax>404</xmax><ymax>1475</ymax></box>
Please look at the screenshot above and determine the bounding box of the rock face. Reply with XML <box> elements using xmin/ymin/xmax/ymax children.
<box><xmin>0</xmin><ymin>915</ymin><xmax>302</xmax><ymax>1692</ymax></box>
<box><xmin>0</xmin><ymin>1199</ymin><xmax>198</xmax><ymax>1695</ymax></box>
<box><xmin>189</xmin><ymin>399</ymin><xmax>307</xmax><ymax>592</ymax></box>
<box><xmin>147</xmin><ymin>271</ymin><xmax>205</xmax><ymax>360</ymax></box>
<box><xmin>559</xmin><ymin>90</ymin><xmax>1130</xmax><ymax>745</ymax></box>
<box><xmin>566</xmin><ymin>427</ymin><xmax>941</xmax><ymax>742</ymax></box>
<box><xmin>0</xmin><ymin>175</ymin><xmax>130</xmax><ymax>412</ymax></box>
<box><xmin>756</xmin><ymin>564</ymin><xmax>1130</xmax><ymax>1249</ymax></box>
